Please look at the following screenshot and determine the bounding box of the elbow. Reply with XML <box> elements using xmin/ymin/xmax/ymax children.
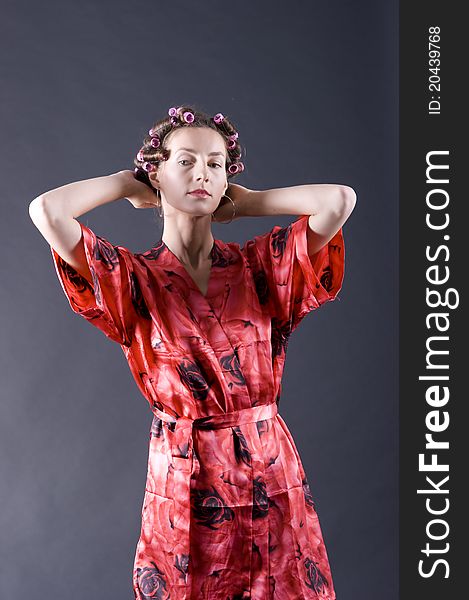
<box><xmin>336</xmin><ymin>185</ymin><xmax>357</xmax><ymax>217</ymax></box>
<box><xmin>29</xmin><ymin>194</ymin><xmax>63</xmax><ymax>224</ymax></box>
<box><xmin>28</xmin><ymin>196</ymin><xmax>48</xmax><ymax>223</ymax></box>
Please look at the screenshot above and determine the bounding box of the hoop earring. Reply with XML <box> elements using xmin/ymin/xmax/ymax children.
<box><xmin>212</xmin><ymin>193</ymin><xmax>236</xmax><ymax>224</ymax></box>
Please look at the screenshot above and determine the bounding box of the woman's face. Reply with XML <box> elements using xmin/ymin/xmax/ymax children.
<box><xmin>150</xmin><ymin>126</ymin><xmax>228</xmax><ymax>218</ymax></box>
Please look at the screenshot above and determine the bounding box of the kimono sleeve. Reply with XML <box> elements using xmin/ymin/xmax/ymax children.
<box><xmin>50</xmin><ymin>222</ymin><xmax>137</xmax><ymax>346</ymax></box>
<box><xmin>243</xmin><ymin>214</ymin><xmax>345</xmax><ymax>333</ymax></box>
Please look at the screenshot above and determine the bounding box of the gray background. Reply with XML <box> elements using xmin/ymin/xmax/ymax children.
<box><xmin>1</xmin><ymin>0</ymin><xmax>398</xmax><ymax>597</ymax></box>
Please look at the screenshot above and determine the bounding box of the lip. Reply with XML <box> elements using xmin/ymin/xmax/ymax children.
<box><xmin>188</xmin><ymin>189</ymin><xmax>211</xmax><ymax>197</ymax></box>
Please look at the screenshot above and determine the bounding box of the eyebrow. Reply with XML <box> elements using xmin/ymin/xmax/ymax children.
<box><xmin>175</xmin><ymin>147</ymin><xmax>225</xmax><ymax>157</ymax></box>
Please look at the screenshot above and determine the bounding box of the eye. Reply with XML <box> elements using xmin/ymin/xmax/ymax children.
<box><xmin>178</xmin><ymin>159</ymin><xmax>223</xmax><ymax>168</ymax></box>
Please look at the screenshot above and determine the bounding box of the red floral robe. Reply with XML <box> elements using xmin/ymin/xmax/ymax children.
<box><xmin>50</xmin><ymin>214</ymin><xmax>345</xmax><ymax>599</ymax></box>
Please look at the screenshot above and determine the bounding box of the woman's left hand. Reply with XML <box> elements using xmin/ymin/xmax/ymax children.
<box><xmin>212</xmin><ymin>183</ymin><xmax>251</xmax><ymax>222</ymax></box>
<box><xmin>227</xmin><ymin>183</ymin><xmax>250</xmax><ymax>203</ymax></box>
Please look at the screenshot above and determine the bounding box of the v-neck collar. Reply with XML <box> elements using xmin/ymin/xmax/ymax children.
<box><xmin>159</xmin><ymin>238</ymin><xmax>219</xmax><ymax>300</ymax></box>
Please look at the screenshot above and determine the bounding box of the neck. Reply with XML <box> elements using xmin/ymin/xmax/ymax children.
<box><xmin>162</xmin><ymin>214</ymin><xmax>214</xmax><ymax>269</ymax></box>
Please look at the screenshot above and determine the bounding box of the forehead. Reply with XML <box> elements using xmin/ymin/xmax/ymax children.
<box><xmin>166</xmin><ymin>126</ymin><xmax>226</xmax><ymax>155</ymax></box>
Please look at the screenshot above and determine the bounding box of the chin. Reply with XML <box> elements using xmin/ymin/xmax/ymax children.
<box><xmin>184</xmin><ymin>207</ymin><xmax>215</xmax><ymax>218</ymax></box>
<box><xmin>184</xmin><ymin>199</ymin><xmax>218</xmax><ymax>214</ymax></box>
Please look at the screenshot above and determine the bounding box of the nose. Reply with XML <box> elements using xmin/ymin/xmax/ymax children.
<box><xmin>196</xmin><ymin>160</ymin><xmax>209</xmax><ymax>181</ymax></box>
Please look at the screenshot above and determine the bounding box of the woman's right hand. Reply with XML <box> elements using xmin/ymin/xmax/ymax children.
<box><xmin>116</xmin><ymin>169</ymin><xmax>160</xmax><ymax>209</ymax></box>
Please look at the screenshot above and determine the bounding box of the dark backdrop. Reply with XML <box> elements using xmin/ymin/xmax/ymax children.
<box><xmin>0</xmin><ymin>1</ymin><xmax>398</xmax><ymax>598</ymax></box>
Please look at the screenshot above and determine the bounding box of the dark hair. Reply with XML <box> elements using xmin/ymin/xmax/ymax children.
<box><xmin>133</xmin><ymin>104</ymin><xmax>244</xmax><ymax>197</ymax></box>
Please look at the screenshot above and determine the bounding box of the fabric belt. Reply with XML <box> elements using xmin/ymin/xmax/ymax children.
<box><xmin>149</xmin><ymin>402</ymin><xmax>279</xmax><ymax>593</ymax></box>
<box><xmin>153</xmin><ymin>402</ymin><xmax>278</xmax><ymax>458</ymax></box>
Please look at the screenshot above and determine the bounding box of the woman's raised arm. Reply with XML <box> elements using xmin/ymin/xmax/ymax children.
<box><xmin>226</xmin><ymin>182</ymin><xmax>357</xmax><ymax>255</ymax></box>
<box><xmin>28</xmin><ymin>170</ymin><xmax>156</xmax><ymax>282</ymax></box>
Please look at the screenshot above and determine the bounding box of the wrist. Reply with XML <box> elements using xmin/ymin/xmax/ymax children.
<box><xmin>213</xmin><ymin>194</ymin><xmax>236</xmax><ymax>223</ymax></box>
<box><xmin>226</xmin><ymin>183</ymin><xmax>253</xmax><ymax>218</ymax></box>
<box><xmin>112</xmin><ymin>170</ymin><xmax>137</xmax><ymax>198</ymax></box>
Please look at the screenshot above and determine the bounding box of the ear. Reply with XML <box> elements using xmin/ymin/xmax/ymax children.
<box><xmin>148</xmin><ymin>170</ymin><xmax>160</xmax><ymax>189</ymax></box>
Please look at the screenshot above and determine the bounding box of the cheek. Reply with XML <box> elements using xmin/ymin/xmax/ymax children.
<box><xmin>165</xmin><ymin>171</ymin><xmax>186</xmax><ymax>189</ymax></box>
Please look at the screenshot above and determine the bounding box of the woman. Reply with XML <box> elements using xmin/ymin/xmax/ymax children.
<box><xmin>29</xmin><ymin>105</ymin><xmax>356</xmax><ymax>599</ymax></box>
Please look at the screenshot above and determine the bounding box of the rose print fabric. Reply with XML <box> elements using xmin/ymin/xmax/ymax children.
<box><xmin>50</xmin><ymin>214</ymin><xmax>345</xmax><ymax>599</ymax></box>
